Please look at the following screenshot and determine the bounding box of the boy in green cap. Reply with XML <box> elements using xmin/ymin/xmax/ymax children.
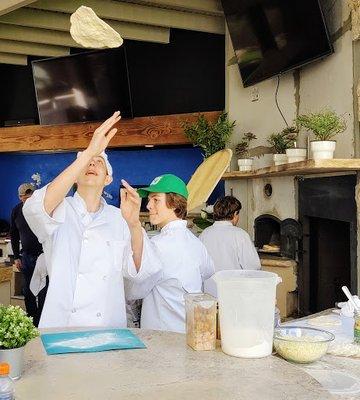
<box><xmin>123</xmin><ymin>174</ymin><xmax>214</xmax><ymax>333</ymax></box>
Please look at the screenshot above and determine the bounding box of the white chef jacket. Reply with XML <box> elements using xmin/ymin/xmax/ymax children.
<box><xmin>199</xmin><ymin>221</ymin><xmax>261</xmax><ymax>271</ymax></box>
<box><xmin>23</xmin><ymin>185</ymin><xmax>161</xmax><ymax>329</ymax></box>
<box><xmin>125</xmin><ymin>220</ymin><xmax>214</xmax><ymax>333</ymax></box>
<box><xmin>200</xmin><ymin>221</ymin><xmax>261</xmax><ymax>297</ymax></box>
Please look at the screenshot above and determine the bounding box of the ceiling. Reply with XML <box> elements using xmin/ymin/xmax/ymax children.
<box><xmin>0</xmin><ymin>0</ymin><xmax>224</xmax><ymax>65</ymax></box>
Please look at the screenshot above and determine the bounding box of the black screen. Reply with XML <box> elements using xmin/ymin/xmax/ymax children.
<box><xmin>222</xmin><ymin>0</ymin><xmax>333</xmax><ymax>87</ymax></box>
<box><xmin>32</xmin><ymin>47</ymin><xmax>133</xmax><ymax>125</ymax></box>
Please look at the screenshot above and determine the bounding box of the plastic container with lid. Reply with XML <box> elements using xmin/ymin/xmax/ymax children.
<box><xmin>185</xmin><ymin>293</ymin><xmax>217</xmax><ymax>351</ymax></box>
<box><xmin>214</xmin><ymin>270</ymin><xmax>281</xmax><ymax>358</ymax></box>
<box><xmin>0</xmin><ymin>363</ymin><xmax>14</xmax><ymax>400</ymax></box>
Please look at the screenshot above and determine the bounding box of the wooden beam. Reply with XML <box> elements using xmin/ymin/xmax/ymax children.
<box><xmin>0</xmin><ymin>111</ymin><xmax>221</xmax><ymax>152</ymax></box>
<box><xmin>0</xmin><ymin>51</ymin><xmax>27</xmax><ymax>65</ymax></box>
<box><xmin>0</xmin><ymin>9</ymin><xmax>170</xmax><ymax>43</ymax></box>
<box><xmin>28</xmin><ymin>0</ymin><xmax>225</xmax><ymax>34</ymax></box>
<box><xmin>0</xmin><ymin>39</ymin><xmax>69</xmax><ymax>57</ymax></box>
<box><xmin>0</xmin><ymin>0</ymin><xmax>37</xmax><ymax>16</ymax></box>
<box><xmin>0</xmin><ymin>24</ymin><xmax>79</xmax><ymax>48</ymax></box>
<box><xmin>124</xmin><ymin>0</ymin><xmax>223</xmax><ymax>16</ymax></box>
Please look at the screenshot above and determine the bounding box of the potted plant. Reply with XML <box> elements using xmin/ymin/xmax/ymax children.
<box><xmin>279</xmin><ymin>126</ymin><xmax>307</xmax><ymax>163</ymax></box>
<box><xmin>235</xmin><ymin>132</ymin><xmax>257</xmax><ymax>171</ymax></box>
<box><xmin>182</xmin><ymin>112</ymin><xmax>236</xmax><ymax>159</ymax></box>
<box><xmin>267</xmin><ymin>127</ymin><xmax>297</xmax><ymax>165</ymax></box>
<box><xmin>296</xmin><ymin>109</ymin><xmax>346</xmax><ymax>160</ymax></box>
<box><xmin>0</xmin><ymin>305</ymin><xmax>39</xmax><ymax>379</ymax></box>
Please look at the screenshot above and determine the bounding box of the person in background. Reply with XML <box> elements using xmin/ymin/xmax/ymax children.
<box><xmin>125</xmin><ymin>174</ymin><xmax>214</xmax><ymax>333</ymax></box>
<box><xmin>199</xmin><ymin>196</ymin><xmax>261</xmax><ymax>272</ymax></box>
<box><xmin>10</xmin><ymin>183</ymin><xmax>46</xmax><ymax>326</ymax></box>
<box><xmin>23</xmin><ymin>112</ymin><xmax>161</xmax><ymax>329</ymax></box>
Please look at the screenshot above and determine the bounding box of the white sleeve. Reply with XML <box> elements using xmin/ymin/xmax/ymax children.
<box><xmin>122</xmin><ymin>228</ymin><xmax>163</xmax><ymax>300</ymax></box>
<box><xmin>22</xmin><ymin>185</ymin><xmax>66</xmax><ymax>243</ymax></box>
<box><xmin>200</xmin><ymin>244</ymin><xmax>215</xmax><ymax>281</ymax></box>
<box><xmin>237</xmin><ymin>232</ymin><xmax>261</xmax><ymax>270</ymax></box>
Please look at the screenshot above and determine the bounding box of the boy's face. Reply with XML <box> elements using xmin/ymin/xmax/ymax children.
<box><xmin>77</xmin><ymin>156</ymin><xmax>112</xmax><ymax>189</ymax></box>
<box><xmin>147</xmin><ymin>193</ymin><xmax>177</xmax><ymax>228</ymax></box>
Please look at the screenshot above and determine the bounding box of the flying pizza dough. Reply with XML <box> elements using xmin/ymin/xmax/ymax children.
<box><xmin>70</xmin><ymin>6</ymin><xmax>123</xmax><ymax>49</ymax></box>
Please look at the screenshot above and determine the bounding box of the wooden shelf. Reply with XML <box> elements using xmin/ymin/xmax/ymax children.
<box><xmin>0</xmin><ymin>111</ymin><xmax>221</xmax><ymax>152</ymax></box>
<box><xmin>223</xmin><ymin>159</ymin><xmax>360</xmax><ymax>180</ymax></box>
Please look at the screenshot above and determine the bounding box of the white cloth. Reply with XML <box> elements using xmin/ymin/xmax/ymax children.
<box><xmin>125</xmin><ymin>220</ymin><xmax>214</xmax><ymax>333</ymax></box>
<box><xmin>199</xmin><ymin>221</ymin><xmax>261</xmax><ymax>297</ymax></box>
<box><xmin>29</xmin><ymin>253</ymin><xmax>47</xmax><ymax>296</ymax></box>
<box><xmin>23</xmin><ymin>185</ymin><xmax>161</xmax><ymax>329</ymax></box>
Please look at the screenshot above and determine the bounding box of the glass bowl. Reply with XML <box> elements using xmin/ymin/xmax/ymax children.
<box><xmin>274</xmin><ymin>326</ymin><xmax>335</xmax><ymax>364</ymax></box>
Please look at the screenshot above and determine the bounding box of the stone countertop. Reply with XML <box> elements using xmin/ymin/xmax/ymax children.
<box><xmin>14</xmin><ymin>329</ymin><xmax>337</xmax><ymax>400</ymax></box>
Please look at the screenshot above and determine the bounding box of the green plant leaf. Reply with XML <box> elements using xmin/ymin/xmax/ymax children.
<box><xmin>0</xmin><ymin>305</ymin><xmax>39</xmax><ymax>349</ymax></box>
<box><xmin>182</xmin><ymin>112</ymin><xmax>236</xmax><ymax>158</ymax></box>
<box><xmin>296</xmin><ymin>109</ymin><xmax>346</xmax><ymax>141</ymax></box>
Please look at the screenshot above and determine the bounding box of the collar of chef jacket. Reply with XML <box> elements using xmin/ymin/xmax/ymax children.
<box><xmin>72</xmin><ymin>191</ymin><xmax>108</xmax><ymax>228</ymax></box>
<box><xmin>213</xmin><ymin>221</ymin><xmax>233</xmax><ymax>227</ymax></box>
<box><xmin>161</xmin><ymin>219</ymin><xmax>187</xmax><ymax>234</ymax></box>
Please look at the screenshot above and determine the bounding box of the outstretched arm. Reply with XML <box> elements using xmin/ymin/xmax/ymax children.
<box><xmin>120</xmin><ymin>179</ymin><xmax>143</xmax><ymax>270</ymax></box>
<box><xmin>44</xmin><ymin>111</ymin><xmax>121</xmax><ymax>216</ymax></box>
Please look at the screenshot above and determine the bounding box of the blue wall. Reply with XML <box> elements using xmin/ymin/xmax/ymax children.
<box><xmin>0</xmin><ymin>147</ymin><xmax>224</xmax><ymax>222</ymax></box>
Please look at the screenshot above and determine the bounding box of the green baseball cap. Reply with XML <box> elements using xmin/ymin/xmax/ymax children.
<box><xmin>137</xmin><ymin>174</ymin><xmax>189</xmax><ymax>199</ymax></box>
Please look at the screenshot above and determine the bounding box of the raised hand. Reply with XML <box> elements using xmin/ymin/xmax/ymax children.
<box><xmin>86</xmin><ymin>111</ymin><xmax>121</xmax><ymax>157</ymax></box>
<box><xmin>120</xmin><ymin>179</ymin><xmax>141</xmax><ymax>228</ymax></box>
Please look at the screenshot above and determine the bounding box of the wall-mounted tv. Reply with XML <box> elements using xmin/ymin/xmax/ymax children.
<box><xmin>221</xmin><ymin>0</ymin><xmax>334</xmax><ymax>87</ymax></box>
<box><xmin>32</xmin><ymin>47</ymin><xmax>133</xmax><ymax>125</ymax></box>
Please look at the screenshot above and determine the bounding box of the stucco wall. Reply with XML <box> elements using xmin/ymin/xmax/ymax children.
<box><xmin>224</xmin><ymin>0</ymin><xmax>354</xmax><ymax>236</ymax></box>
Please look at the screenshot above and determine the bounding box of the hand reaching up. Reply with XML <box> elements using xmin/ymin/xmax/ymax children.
<box><xmin>86</xmin><ymin>111</ymin><xmax>121</xmax><ymax>157</ymax></box>
<box><xmin>120</xmin><ymin>179</ymin><xmax>141</xmax><ymax>228</ymax></box>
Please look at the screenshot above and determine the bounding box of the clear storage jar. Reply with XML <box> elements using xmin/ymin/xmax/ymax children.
<box><xmin>185</xmin><ymin>293</ymin><xmax>217</xmax><ymax>351</ymax></box>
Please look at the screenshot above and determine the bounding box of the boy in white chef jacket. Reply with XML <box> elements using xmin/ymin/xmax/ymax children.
<box><xmin>23</xmin><ymin>112</ymin><xmax>161</xmax><ymax>329</ymax></box>
<box><xmin>200</xmin><ymin>196</ymin><xmax>261</xmax><ymax>297</ymax></box>
<box><xmin>124</xmin><ymin>174</ymin><xmax>215</xmax><ymax>333</ymax></box>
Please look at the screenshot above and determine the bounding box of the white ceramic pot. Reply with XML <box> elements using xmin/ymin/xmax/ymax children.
<box><xmin>237</xmin><ymin>158</ymin><xmax>253</xmax><ymax>172</ymax></box>
<box><xmin>310</xmin><ymin>140</ymin><xmax>336</xmax><ymax>160</ymax></box>
<box><xmin>0</xmin><ymin>346</ymin><xmax>25</xmax><ymax>379</ymax></box>
<box><xmin>285</xmin><ymin>148</ymin><xmax>307</xmax><ymax>163</ymax></box>
<box><xmin>273</xmin><ymin>154</ymin><xmax>287</xmax><ymax>166</ymax></box>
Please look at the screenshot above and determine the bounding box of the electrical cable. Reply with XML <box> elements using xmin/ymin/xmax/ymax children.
<box><xmin>275</xmin><ymin>74</ymin><xmax>288</xmax><ymax>127</ymax></box>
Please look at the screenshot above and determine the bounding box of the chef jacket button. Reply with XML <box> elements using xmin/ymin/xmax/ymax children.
<box><xmin>96</xmin><ymin>312</ymin><xmax>101</xmax><ymax>317</ymax></box>
<box><xmin>71</xmin><ymin>308</ymin><xmax>76</xmax><ymax>313</ymax></box>
<box><xmin>102</xmin><ymin>275</ymin><xmax>107</xmax><ymax>280</ymax></box>
<box><xmin>83</xmin><ymin>238</ymin><xmax>88</xmax><ymax>244</ymax></box>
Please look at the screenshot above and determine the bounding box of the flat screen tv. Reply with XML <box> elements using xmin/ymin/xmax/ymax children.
<box><xmin>221</xmin><ymin>0</ymin><xmax>333</xmax><ymax>87</ymax></box>
<box><xmin>32</xmin><ymin>47</ymin><xmax>133</xmax><ymax>125</ymax></box>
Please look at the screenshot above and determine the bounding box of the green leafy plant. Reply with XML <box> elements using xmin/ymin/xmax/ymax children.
<box><xmin>235</xmin><ymin>132</ymin><xmax>257</xmax><ymax>158</ymax></box>
<box><xmin>0</xmin><ymin>305</ymin><xmax>39</xmax><ymax>349</ymax></box>
<box><xmin>182</xmin><ymin>112</ymin><xmax>236</xmax><ymax>158</ymax></box>
<box><xmin>296</xmin><ymin>109</ymin><xmax>346</xmax><ymax>141</ymax></box>
<box><xmin>267</xmin><ymin>127</ymin><xmax>298</xmax><ymax>154</ymax></box>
